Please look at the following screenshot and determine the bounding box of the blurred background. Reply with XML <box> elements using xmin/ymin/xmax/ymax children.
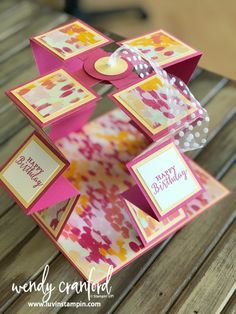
<box><xmin>38</xmin><ymin>0</ymin><xmax>236</xmax><ymax>81</ymax></box>
<box><xmin>1</xmin><ymin>0</ymin><xmax>236</xmax><ymax>80</ymax></box>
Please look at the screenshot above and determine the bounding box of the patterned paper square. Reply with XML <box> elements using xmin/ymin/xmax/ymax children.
<box><xmin>112</xmin><ymin>74</ymin><xmax>197</xmax><ymax>137</ymax></box>
<box><xmin>34</xmin><ymin>21</ymin><xmax>110</xmax><ymax>60</ymax></box>
<box><xmin>9</xmin><ymin>69</ymin><xmax>97</xmax><ymax>126</ymax></box>
<box><xmin>121</xmin><ymin>30</ymin><xmax>196</xmax><ymax>66</ymax></box>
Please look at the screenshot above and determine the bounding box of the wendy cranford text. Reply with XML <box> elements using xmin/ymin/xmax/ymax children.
<box><xmin>11</xmin><ymin>264</ymin><xmax>113</xmax><ymax>303</ymax></box>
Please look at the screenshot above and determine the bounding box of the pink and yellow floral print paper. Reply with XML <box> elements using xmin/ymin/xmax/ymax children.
<box><xmin>112</xmin><ymin>75</ymin><xmax>197</xmax><ymax>136</ymax></box>
<box><xmin>34</xmin><ymin>197</ymin><xmax>78</xmax><ymax>239</ymax></box>
<box><xmin>10</xmin><ymin>69</ymin><xmax>97</xmax><ymax>126</ymax></box>
<box><xmin>34</xmin><ymin>21</ymin><xmax>110</xmax><ymax>60</ymax></box>
<box><xmin>33</xmin><ymin>109</ymin><xmax>229</xmax><ymax>283</ymax></box>
<box><xmin>124</xmin><ymin>200</ymin><xmax>187</xmax><ymax>245</ymax></box>
<box><xmin>122</xmin><ymin>30</ymin><xmax>196</xmax><ymax>66</ymax></box>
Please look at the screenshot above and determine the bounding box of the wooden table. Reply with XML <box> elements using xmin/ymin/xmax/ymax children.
<box><xmin>0</xmin><ymin>1</ymin><xmax>235</xmax><ymax>313</ymax></box>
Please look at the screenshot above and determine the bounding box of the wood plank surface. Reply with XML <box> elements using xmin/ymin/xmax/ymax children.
<box><xmin>0</xmin><ymin>1</ymin><xmax>39</xmax><ymax>39</ymax></box>
<box><xmin>0</xmin><ymin>0</ymin><xmax>22</xmax><ymax>14</ymax></box>
<box><xmin>0</xmin><ymin>1</ymin><xmax>235</xmax><ymax>313</ymax></box>
<box><xmin>0</xmin><ymin>11</ymin><xmax>67</xmax><ymax>63</ymax></box>
<box><xmin>0</xmin><ymin>205</ymin><xmax>36</xmax><ymax>262</ymax></box>
<box><xmin>0</xmin><ymin>230</ymin><xmax>58</xmax><ymax>310</ymax></box>
<box><xmin>169</xmin><ymin>223</ymin><xmax>236</xmax><ymax>314</ymax></box>
<box><xmin>221</xmin><ymin>292</ymin><xmax>236</xmax><ymax>314</ymax></box>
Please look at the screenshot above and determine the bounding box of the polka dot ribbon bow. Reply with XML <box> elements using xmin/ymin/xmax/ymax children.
<box><xmin>109</xmin><ymin>45</ymin><xmax>210</xmax><ymax>152</ymax></box>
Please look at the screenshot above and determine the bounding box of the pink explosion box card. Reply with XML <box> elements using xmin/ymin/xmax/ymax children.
<box><xmin>126</xmin><ymin>139</ymin><xmax>204</xmax><ymax>221</ymax></box>
<box><xmin>1</xmin><ymin>17</ymin><xmax>230</xmax><ymax>284</ymax></box>
<box><xmin>119</xmin><ymin>30</ymin><xmax>202</xmax><ymax>83</ymax></box>
<box><xmin>6</xmin><ymin>68</ymin><xmax>99</xmax><ymax>129</ymax></box>
<box><xmin>111</xmin><ymin>74</ymin><xmax>199</xmax><ymax>141</ymax></box>
<box><xmin>0</xmin><ymin>131</ymin><xmax>78</xmax><ymax>214</ymax></box>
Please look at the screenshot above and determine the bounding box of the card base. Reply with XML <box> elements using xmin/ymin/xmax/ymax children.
<box><xmin>32</xmin><ymin>109</ymin><xmax>229</xmax><ymax>283</ymax></box>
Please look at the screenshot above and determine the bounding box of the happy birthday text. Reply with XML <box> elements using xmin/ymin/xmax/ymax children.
<box><xmin>151</xmin><ymin>165</ymin><xmax>188</xmax><ymax>194</ymax></box>
<box><xmin>15</xmin><ymin>155</ymin><xmax>44</xmax><ymax>188</ymax></box>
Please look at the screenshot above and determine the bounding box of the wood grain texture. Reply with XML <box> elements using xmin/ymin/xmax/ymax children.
<box><xmin>196</xmin><ymin>115</ymin><xmax>236</xmax><ymax>175</ymax></box>
<box><xmin>0</xmin><ymin>12</ymin><xmax>67</xmax><ymax>63</ymax></box>
<box><xmin>0</xmin><ymin>48</ymin><xmax>34</xmax><ymax>85</ymax></box>
<box><xmin>5</xmin><ymin>257</ymin><xmax>81</xmax><ymax>314</ymax></box>
<box><xmin>188</xmin><ymin>71</ymin><xmax>226</xmax><ymax>102</ymax></box>
<box><xmin>169</xmin><ymin>223</ymin><xmax>236</xmax><ymax>314</ymax></box>
<box><xmin>221</xmin><ymin>292</ymin><xmax>236</xmax><ymax>314</ymax></box>
<box><xmin>0</xmin><ymin>205</ymin><xmax>36</xmax><ymax>262</ymax></box>
<box><xmin>0</xmin><ymin>0</ymin><xmax>22</xmax><ymax>14</ymax></box>
<box><xmin>0</xmin><ymin>230</ymin><xmax>58</xmax><ymax>311</ymax></box>
<box><xmin>0</xmin><ymin>1</ymin><xmax>39</xmax><ymax>38</ymax></box>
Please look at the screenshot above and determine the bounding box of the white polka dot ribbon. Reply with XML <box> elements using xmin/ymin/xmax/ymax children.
<box><xmin>109</xmin><ymin>45</ymin><xmax>210</xmax><ymax>152</ymax></box>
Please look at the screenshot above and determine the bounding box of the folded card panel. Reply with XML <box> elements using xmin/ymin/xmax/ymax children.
<box><xmin>33</xmin><ymin>196</ymin><xmax>79</xmax><ymax>240</ymax></box>
<box><xmin>111</xmin><ymin>74</ymin><xmax>199</xmax><ymax>142</ymax></box>
<box><xmin>6</xmin><ymin>69</ymin><xmax>100</xmax><ymax>139</ymax></box>
<box><xmin>0</xmin><ymin>131</ymin><xmax>79</xmax><ymax>214</ymax></box>
<box><xmin>120</xmin><ymin>30</ymin><xmax>202</xmax><ymax>83</ymax></box>
<box><xmin>30</xmin><ymin>20</ymin><xmax>113</xmax><ymax>74</ymax></box>
<box><xmin>126</xmin><ymin>139</ymin><xmax>204</xmax><ymax>221</ymax></box>
<box><xmin>123</xmin><ymin>198</ymin><xmax>187</xmax><ymax>246</ymax></box>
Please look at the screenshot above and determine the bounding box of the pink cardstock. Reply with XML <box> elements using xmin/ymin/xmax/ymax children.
<box><xmin>118</xmin><ymin>29</ymin><xmax>202</xmax><ymax>83</ymax></box>
<box><xmin>33</xmin><ymin>196</ymin><xmax>80</xmax><ymax>240</ymax></box>
<box><xmin>6</xmin><ymin>69</ymin><xmax>100</xmax><ymax>132</ymax></box>
<box><xmin>48</xmin><ymin>101</ymin><xmax>97</xmax><ymax>141</ymax></box>
<box><xmin>110</xmin><ymin>74</ymin><xmax>200</xmax><ymax>142</ymax></box>
<box><xmin>30</xmin><ymin>19</ymin><xmax>113</xmax><ymax>75</ymax></box>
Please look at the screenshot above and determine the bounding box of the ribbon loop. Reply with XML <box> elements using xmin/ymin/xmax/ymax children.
<box><xmin>109</xmin><ymin>45</ymin><xmax>210</xmax><ymax>152</ymax></box>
